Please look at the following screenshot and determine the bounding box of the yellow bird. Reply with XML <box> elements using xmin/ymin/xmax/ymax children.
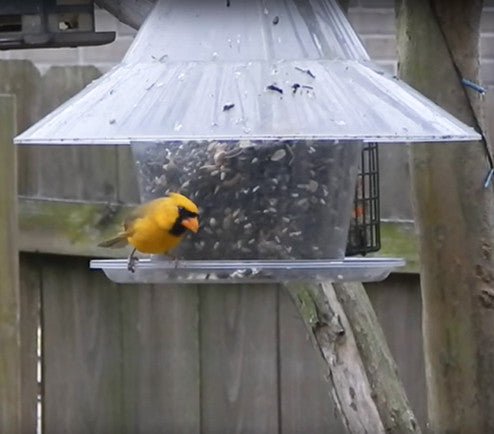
<box><xmin>98</xmin><ymin>193</ymin><xmax>199</xmax><ymax>272</ymax></box>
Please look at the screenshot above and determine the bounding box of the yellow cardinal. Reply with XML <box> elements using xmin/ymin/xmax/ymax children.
<box><xmin>98</xmin><ymin>193</ymin><xmax>199</xmax><ymax>272</ymax></box>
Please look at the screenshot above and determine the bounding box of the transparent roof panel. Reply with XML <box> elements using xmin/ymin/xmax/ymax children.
<box><xmin>122</xmin><ymin>0</ymin><xmax>370</xmax><ymax>62</ymax></box>
<box><xmin>15</xmin><ymin>0</ymin><xmax>480</xmax><ymax>145</ymax></box>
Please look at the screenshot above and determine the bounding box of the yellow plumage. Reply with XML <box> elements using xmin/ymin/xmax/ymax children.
<box><xmin>98</xmin><ymin>193</ymin><xmax>199</xmax><ymax>270</ymax></box>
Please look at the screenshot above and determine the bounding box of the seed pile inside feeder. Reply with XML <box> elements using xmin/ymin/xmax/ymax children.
<box><xmin>132</xmin><ymin>140</ymin><xmax>360</xmax><ymax>260</ymax></box>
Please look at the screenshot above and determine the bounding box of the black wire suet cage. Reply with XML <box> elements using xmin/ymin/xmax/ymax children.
<box><xmin>346</xmin><ymin>142</ymin><xmax>380</xmax><ymax>256</ymax></box>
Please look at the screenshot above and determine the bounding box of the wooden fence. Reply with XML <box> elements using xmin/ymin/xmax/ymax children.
<box><xmin>0</xmin><ymin>60</ymin><xmax>448</xmax><ymax>432</ymax></box>
<box><xmin>17</xmin><ymin>254</ymin><xmax>424</xmax><ymax>433</ymax></box>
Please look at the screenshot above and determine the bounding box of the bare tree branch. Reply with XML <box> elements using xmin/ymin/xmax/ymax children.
<box><xmin>285</xmin><ymin>281</ymin><xmax>420</xmax><ymax>433</ymax></box>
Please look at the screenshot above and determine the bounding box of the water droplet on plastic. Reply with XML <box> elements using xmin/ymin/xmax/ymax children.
<box><xmin>177</xmin><ymin>73</ymin><xmax>185</xmax><ymax>81</ymax></box>
<box><xmin>243</xmin><ymin>126</ymin><xmax>252</xmax><ymax>134</ymax></box>
<box><xmin>264</xmin><ymin>7</ymin><xmax>269</xmax><ymax>15</ymax></box>
<box><xmin>156</xmin><ymin>82</ymin><xmax>164</xmax><ymax>87</ymax></box>
<box><xmin>174</xmin><ymin>122</ymin><xmax>183</xmax><ymax>131</ymax></box>
<box><xmin>336</xmin><ymin>120</ymin><xmax>346</xmax><ymax>126</ymax></box>
<box><xmin>212</xmin><ymin>52</ymin><xmax>219</xmax><ymax>60</ymax></box>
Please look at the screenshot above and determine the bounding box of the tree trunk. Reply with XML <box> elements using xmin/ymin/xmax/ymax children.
<box><xmin>285</xmin><ymin>282</ymin><xmax>420</xmax><ymax>433</ymax></box>
<box><xmin>395</xmin><ymin>1</ymin><xmax>494</xmax><ymax>432</ymax></box>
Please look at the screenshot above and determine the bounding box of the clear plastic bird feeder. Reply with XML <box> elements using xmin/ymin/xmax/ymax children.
<box><xmin>132</xmin><ymin>139</ymin><xmax>361</xmax><ymax>261</ymax></box>
<box><xmin>15</xmin><ymin>0</ymin><xmax>480</xmax><ymax>284</ymax></box>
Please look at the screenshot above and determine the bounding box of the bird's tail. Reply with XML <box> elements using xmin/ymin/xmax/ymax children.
<box><xmin>98</xmin><ymin>232</ymin><xmax>128</xmax><ymax>249</ymax></box>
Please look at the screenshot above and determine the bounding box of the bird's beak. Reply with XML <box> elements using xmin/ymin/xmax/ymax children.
<box><xmin>182</xmin><ymin>216</ymin><xmax>199</xmax><ymax>233</ymax></box>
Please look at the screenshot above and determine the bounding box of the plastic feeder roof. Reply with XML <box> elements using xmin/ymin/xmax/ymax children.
<box><xmin>15</xmin><ymin>0</ymin><xmax>480</xmax><ymax>145</ymax></box>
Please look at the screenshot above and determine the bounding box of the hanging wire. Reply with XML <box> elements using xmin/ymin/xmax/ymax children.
<box><xmin>459</xmin><ymin>78</ymin><xmax>493</xmax><ymax>188</ymax></box>
<box><xmin>461</xmin><ymin>79</ymin><xmax>486</xmax><ymax>95</ymax></box>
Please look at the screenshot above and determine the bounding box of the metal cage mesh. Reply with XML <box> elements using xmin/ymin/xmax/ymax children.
<box><xmin>346</xmin><ymin>142</ymin><xmax>380</xmax><ymax>256</ymax></box>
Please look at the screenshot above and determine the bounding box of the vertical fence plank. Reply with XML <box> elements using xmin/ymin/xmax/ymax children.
<box><xmin>33</xmin><ymin>143</ymin><xmax>119</xmax><ymax>201</ymax></box>
<box><xmin>120</xmin><ymin>284</ymin><xmax>200</xmax><ymax>433</ymax></box>
<box><xmin>19</xmin><ymin>254</ymin><xmax>41</xmax><ymax>434</ymax></box>
<box><xmin>200</xmin><ymin>284</ymin><xmax>279</xmax><ymax>433</ymax></box>
<box><xmin>278</xmin><ymin>287</ymin><xmax>345</xmax><ymax>433</ymax></box>
<box><xmin>42</xmin><ymin>256</ymin><xmax>124</xmax><ymax>433</ymax></box>
<box><xmin>35</xmin><ymin>66</ymin><xmax>119</xmax><ymax>201</ymax></box>
<box><xmin>117</xmin><ymin>146</ymin><xmax>140</xmax><ymax>203</ymax></box>
<box><xmin>366</xmin><ymin>274</ymin><xmax>426</xmax><ymax>427</ymax></box>
<box><xmin>0</xmin><ymin>61</ymin><xmax>42</xmax><ymax>197</ymax></box>
<box><xmin>0</xmin><ymin>94</ymin><xmax>21</xmax><ymax>433</ymax></box>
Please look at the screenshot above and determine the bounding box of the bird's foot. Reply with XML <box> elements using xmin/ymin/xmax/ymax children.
<box><xmin>127</xmin><ymin>256</ymin><xmax>139</xmax><ymax>273</ymax></box>
<box><xmin>163</xmin><ymin>253</ymin><xmax>180</xmax><ymax>268</ymax></box>
<box><xmin>167</xmin><ymin>254</ymin><xmax>180</xmax><ymax>268</ymax></box>
<box><xmin>127</xmin><ymin>248</ymin><xmax>138</xmax><ymax>273</ymax></box>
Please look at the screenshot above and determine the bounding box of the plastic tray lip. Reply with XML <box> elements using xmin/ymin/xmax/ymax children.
<box><xmin>90</xmin><ymin>257</ymin><xmax>405</xmax><ymax>270</ymax></box>
<box><xmin>90</xmin><ymin>257</ymin><xmax>405</xmax><ymax>284</ymax></box>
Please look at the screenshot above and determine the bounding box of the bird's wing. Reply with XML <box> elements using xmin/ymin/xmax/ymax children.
<box><xmin>123</xmin><ymin>198</ymin><xmax>173</xmax><ymax>233</ymax></box>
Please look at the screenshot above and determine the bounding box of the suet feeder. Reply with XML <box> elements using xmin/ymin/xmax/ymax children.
<box><xmin>15</xmin><ymin>0</ymin><xmax>480</xmax><ymax>284</ymax></box>
<box><xmin>0</xmin><ymin>0</ymin><xmax>115</xmax><ymax>49</ymax></box>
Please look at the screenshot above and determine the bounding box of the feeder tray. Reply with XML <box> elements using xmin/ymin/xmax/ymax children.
<box><xmin>90</xmin><ymin>258</ymin><xmax>405</xmax><ymax>284</ymax></box>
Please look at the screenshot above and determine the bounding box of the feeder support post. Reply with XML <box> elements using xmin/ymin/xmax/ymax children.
<box><xmin>0</xmin><ymin>94</ymin><xmax>21</xmax><ymax>433</ymax></box>
<box><xmin>285</xmin><ymin>281</ymin><xmax>420</xmax><ymax>433</ymax></box>
<box><xmin>395</xmin><ymin>0</ymin><xmax>494</xmax><ymax>432</ymax></box>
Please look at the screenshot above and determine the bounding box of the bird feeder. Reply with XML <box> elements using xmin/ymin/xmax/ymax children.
<box><xmin>15</xmin><ymin>0</ymin><xmax>480</xmax><ymax>284</ymax></box>
<box><xmin>0</xmin><ymin>0</ymin><xmax>115</xmax><ymax>49</ymax></box>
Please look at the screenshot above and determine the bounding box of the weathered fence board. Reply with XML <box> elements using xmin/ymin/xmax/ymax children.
<box><xmin>0</xmin><ymin>60</ymin><xmax>41</xmax><ymax>197</ymax></box>
<box><xmin>42</xmin><ymin>255</ymin><xmax>125</xmax><ymax>433</ymax></box>
<box><xmin>0</xmin><ymin>94</ymin><xmax>21</xmax><ymax>433</ymax></box>
<box><xmin>21</xmin><ymin>251</ymin><xmax>427</xmax><ymax>433</ymax></box>
<box><xmin>33</xmin><ymin>145</ymin><xmax>119</xmax><ymax>201</ymax></box>
<box><xmin>117</xmin><ymin>146</ymin><xmax>140</xmax><ymax>203</ymax></box>
<box><xmin>200</xmin><ymin>284</ymin><xmax>279</xmax><ymax>433</ymax></box>
<box><xmin>366</xmin><ymin>273</ymin><xmax>426</xmax><ymax>426</ymax></box>
<box><xmin>120</xmin><ymin>284</ymin><xmax>200</xmax><ymax>433</ymax></box>
<box><xmin>0</xmin><ymin>61</ymin><xmax>41</xmax><ymax>133</ymax></box>
<box><xmin>279</xmin><ymin>288</ymin><xmax>345</xmax><ymax>433</ymax></box>
<box><xmin>36</xmin><ymin>67</ymin><xmax>119</xmax><ymax>201</ymax></box>
<box><xmin>19</xmin><ymin>254</ymin><xmax>41</xmax><ymax>434</ymax></box>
